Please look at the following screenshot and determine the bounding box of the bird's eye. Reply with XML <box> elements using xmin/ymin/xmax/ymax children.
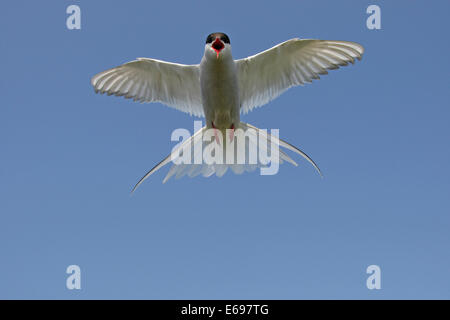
<box><xmin>221</xmin><ymin>35</ymin><xmax>230</xmax><ymax>44</ymax></box>
<box><xmin>206</xmin><ymin>35</ymin><xmax>214</xmax><ymax>44</ymax></box>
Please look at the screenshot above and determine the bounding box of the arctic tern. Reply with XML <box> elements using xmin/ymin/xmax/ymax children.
<box><xmin>91</xmin><ymin>32</ymin><xmax>364</xmax><ymax>191</ymax></box>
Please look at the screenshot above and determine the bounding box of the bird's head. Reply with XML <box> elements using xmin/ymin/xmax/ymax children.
<box><xmin>204</xmin><ymin>32</ymin><xmax>231</xmax><ymax>60</ymax></box>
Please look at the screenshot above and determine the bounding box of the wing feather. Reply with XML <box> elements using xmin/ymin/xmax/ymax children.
<box><xmin>236</xmin><ymin>39</ymin><xmax>364</xmax><ymax>114</ymax></box>
<box><xmin>91</xmin><ymin>58</ymin><xmax>204</xmax><ymax>117</ymax></box>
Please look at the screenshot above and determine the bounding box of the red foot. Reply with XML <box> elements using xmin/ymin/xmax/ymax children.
<box><xmin>212</xmin><ymin>122</ymin><xmax>220</xmax><ymax>145</ymax></box>
<box><xmin>229</xmin><ymin>124</ymin><xmax>235</xmax><ymax>142</ymax></box>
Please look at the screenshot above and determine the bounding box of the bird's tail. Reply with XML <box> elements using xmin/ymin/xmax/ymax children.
<box><xmin>131</xmin><ymin>122</ymin><xmax>321</xmax><ymax>192</ymax></box>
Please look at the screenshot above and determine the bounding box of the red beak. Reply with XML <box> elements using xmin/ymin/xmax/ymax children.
<box><xmin>212</xmin><ymin>38</ymin><xmax>224</xmax><ymax>58</ymax></box>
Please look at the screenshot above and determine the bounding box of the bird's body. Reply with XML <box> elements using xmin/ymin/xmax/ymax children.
<box><xmin>91</xmin><ymin>32</ymin><xmax>364</xmax><ymax>191</ymax></box>
<box><xmin>200</xmin><ymin>45</ymin><xmax>239</xmax><ymax>131</ymax></box>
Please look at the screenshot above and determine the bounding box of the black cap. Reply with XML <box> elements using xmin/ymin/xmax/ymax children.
<box><xmin>206</xmin><ymin>32</ymin><xmax>230</xmax><ymax>44</ymax></box>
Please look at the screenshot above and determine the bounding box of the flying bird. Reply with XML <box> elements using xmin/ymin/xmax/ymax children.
<box><xmin>91</xmin><ymin>33</ymin><xmax>364</xmax><ymax>191</ymax></box>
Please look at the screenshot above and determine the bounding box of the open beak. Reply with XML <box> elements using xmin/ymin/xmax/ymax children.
<box><xmin>212</xmin><ymin>38</ymin><xmax>224</xmax><ymax>58</ymax></box>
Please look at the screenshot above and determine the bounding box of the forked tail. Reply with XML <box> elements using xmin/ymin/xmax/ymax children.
<box><xmin>131</xmin><ymin>122</ymin><xmax>321</xmax><ymax>192</ymax></box>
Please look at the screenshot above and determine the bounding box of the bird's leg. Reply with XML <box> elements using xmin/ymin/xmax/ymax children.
<box><xmin>229</xmin><ymin>123</ymin><xmax>235</xmax><ymax>143</ymax></box>
<box><xmin>211</xmin><ymin>121</ymin><xmax>221</xmax><ymax>145</ymax></box>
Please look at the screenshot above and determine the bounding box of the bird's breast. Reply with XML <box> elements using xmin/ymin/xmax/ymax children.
<box><xmin>200</xmin><ymin>59</ymin><xmax>240</xmax><ymax>129</ymax></box>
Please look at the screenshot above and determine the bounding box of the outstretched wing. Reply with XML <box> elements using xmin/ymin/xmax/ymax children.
<box><xmin>91</xmin><ymin>58</ymin><xmax>204</xmax><ymax>117</ymax></box>
<box><xmin>236</xmin><ymin>39</ymin><xmax>364</xmax><ymax>114</ymax></box>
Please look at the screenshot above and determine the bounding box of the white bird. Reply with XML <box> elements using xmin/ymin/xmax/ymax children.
<box><xmin>91</xmin><ymin>33</ymin><xmax>364</xmax><ymax>191</ymax></box>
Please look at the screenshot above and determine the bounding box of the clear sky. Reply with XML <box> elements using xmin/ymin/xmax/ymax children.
<box><xmin>1</xmin><ymin>0</ymin><xmax>449</xmax><ymax>299</ymax></box>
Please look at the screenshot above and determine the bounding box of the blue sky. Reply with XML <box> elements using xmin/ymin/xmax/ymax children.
<box><xmin>1</xmin><ymin>1</ymin><xmax>449</xmax><ymax>299</ymax></box>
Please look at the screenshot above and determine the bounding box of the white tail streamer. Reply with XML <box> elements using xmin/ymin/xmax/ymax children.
<box><xmin>131</xmin><ymin>122</ymin><xmax>321</xmax><ymax>192</ymax></box>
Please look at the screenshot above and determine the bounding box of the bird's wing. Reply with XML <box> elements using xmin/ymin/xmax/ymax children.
<box><xmin>91</xmin><ymin>58</ymin><xmax>204</xmax><ymax>117</ymax></box>
<box><xmin>236</xmin><ymin>39</ymin><xmax>364</xmax><ymax>114</ymax></box>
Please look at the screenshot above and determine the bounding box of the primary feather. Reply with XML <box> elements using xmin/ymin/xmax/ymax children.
<box><xmin>236</xmin><ymin>39</ymin><xmax>364</xmax><ymax>114</ymax></box>
<box><xmin>91</xmin><ymin>58</ymin><xmax>203</xmax><ymax>117</ymax></box>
